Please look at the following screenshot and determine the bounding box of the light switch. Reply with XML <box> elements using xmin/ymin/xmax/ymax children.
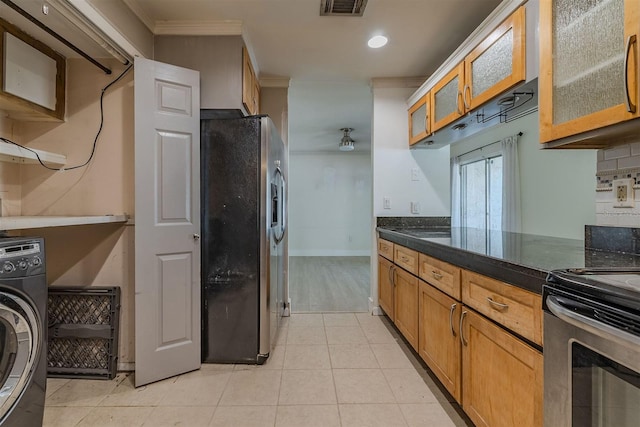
<box><xmin>613</xmin><ymin>178</ymin><xmax>635</xmax><ymax>208</ymax></box>
<box><xmin>411</xmin><ymin>168</ymin><xmax>420</xmax><ymax>181</ymax></box>
<box><xmin>383</xmin><ymin>197</ymin><xmax>391</xmax><ymax>209</ymax></box>
<box><xmin>410</xmin><ymin>201</ymin><xmax>420</xmax><ymax>214</ymax></box>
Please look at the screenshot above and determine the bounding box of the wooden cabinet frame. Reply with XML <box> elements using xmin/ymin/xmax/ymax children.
<box><xmin>0</xmin><ymin>18</ymin><xmax>65</xmax><ymax>121</ymax></box>
<box><xmin>377</xmin><ymin>255</ymin><xmax>395</xmax><ymax>321</ymax></box>
<box><xmin>539</xmin><ymin>0</ymin><xmax>640</xmax><ymax>143</ymax></box>
<box><xmin>408</xmin><ymin>93</ymin><xmax>431</xmax><ymax>145</ymax></box>
<box><xmin>464</xmin><ymin>6</ymin><xmax>525</xmax><ymax>110</ymax></box>
<box><xmin>242</xmin><ymin>46</ymin><xmax>260</xmax><ymax>115</ymax></box>
<box><xmin>431</xmin><ymin>62</ymin><xmax>465</xmax><ymax>132</ymax></box>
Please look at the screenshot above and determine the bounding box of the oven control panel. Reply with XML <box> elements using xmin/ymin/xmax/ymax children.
<box><xmin>0</xmin><ymin>239</ymin><xmax>45</xmax><ymax>278</ymax></box>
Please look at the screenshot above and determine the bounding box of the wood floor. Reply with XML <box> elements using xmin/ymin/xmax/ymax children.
<box><xmin>289</xmin><ymin>257</ymin><xmax>370</xmax><ymax>313</ymax></box>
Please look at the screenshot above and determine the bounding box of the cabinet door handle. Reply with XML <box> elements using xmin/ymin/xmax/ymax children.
<box><xmin>462</xmin><ymin>84</ymin><xmax>471</xmax><ymax>110</ymax></box>
<box><xmin>388</xmin><ymin>265</ymin><xmax>394</xmax><ymax>286</ymax></box>
<box><xmin>432</xmin><ymin>270</ymin><xmax>443</xmax><ymax>280</ymax></box>
<box><xmin>401</xmin><ymin>256</ymin><xmax>409</xmax><ymax>263</ymax></box>
<box><xmin>460</xmin><ymin>310</ymin><xmax>468</xmax><ymax>346</ymax></box>
<box><xmin>487</xmin><ymin>297</ymin><xmax>509</xmax><ymax>310</ymax></box>
<box><xmin>624</xmin><ymin>34</ymin><xmax>637</xmax><ymax>113</ymax></box>
<box><xmin>449</xmin><ymin>303</ymin><xmax>457</xmax><ymax>336</ymax></box>
<box><xmin>390</xmin><ymin>266</ymin><xmax>396</xmax><ymax>287</ymax></box>
<box><xmin>456</xmin><ymin>91</ymin><xmax>464</xmax><ymax>115</ymax></box>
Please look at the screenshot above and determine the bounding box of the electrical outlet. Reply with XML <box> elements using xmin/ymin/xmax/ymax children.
<box><xmin>383</xmin><ymin>197</ymin><xmax>391</xmax><ymax>209</ymax></box>
<box><xmin>613</xmin><ymin>178</ymin><xmax>635</xmax><ymax>208</ymax></box>
<box><xmin>410</xmin><ymin>201</ymin><xmax>420</xmax><ymax>214</ymax></box>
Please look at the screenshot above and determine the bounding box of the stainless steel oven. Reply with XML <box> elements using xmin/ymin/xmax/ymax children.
<box><xmin>543</xmin><ymin>269</ymin><xmax>640</xmax><ymax>427</ymax></box>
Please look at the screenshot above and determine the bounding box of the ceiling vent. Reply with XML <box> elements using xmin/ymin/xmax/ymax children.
<box><xmin>320</xmin><ymin>0</ymin><xmax>368</xmax><ymax>16</ymax></box>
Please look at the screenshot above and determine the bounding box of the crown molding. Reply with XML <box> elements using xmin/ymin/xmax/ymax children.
<box><xmin>154</xmin><ymin>20</ymin><xmax>243</xmax><ymax>35</ymax></box>
<box><xmin>370</xmin><ymin>77</ymin><xmax>426</xmax><ymax>89</ymax></box>
<box><xmin>260</xmin><ymin>76</ymin><xmax>291</xmax><ymax>88</ymax></box>
<box><xmin>122</xmin><ymin>0</ymin><xmax>155</xmax><ymax>32</ymax></box>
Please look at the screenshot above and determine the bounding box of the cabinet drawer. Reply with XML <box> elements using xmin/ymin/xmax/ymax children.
<box><xmin>461</xmin><ymin>270</ymin><xmax>542</xmax><ymax>346</ymax></box>
<box><xmin>419</xmin><ymin>254</ymin><xmax>461</xmax><ymax>300</ymax></box>
<box><xmin>394</xmin><ymin>245</ymin><xmax>418</xmax><ymax>275</ymax></box>
<box><xmin>378</xmin><ymin>238</ymin><xmax>394</xmax><ymax>261</ymax></box>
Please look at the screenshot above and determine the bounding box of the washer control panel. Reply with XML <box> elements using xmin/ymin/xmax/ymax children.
<box><xmin>0</xmin><ymin>239</ymin><xmax>45</xmax><ymax>277</ymax></box>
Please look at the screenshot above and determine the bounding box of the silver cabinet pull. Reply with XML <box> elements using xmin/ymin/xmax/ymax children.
<box><xmin>463</xmin><ymin>83</ymin><xmax>471</xmax><ymax>110</ymax></box>
<box><xmin>388</xmin><ymin>264</ymin><xmax>394</xmax><ymax>286</ymax></box>
<box><xmin>449</xmin><ymin>303</ymin><xmax>457</xmax><ymax>336</ymax></box>
<box><xmin>401</xmin><ymin>256</ymin><xmax>409</xmax><ymax>263</ymax></box>
<box><xmin>432</xmin><ymin>270</ymin><xmax>443</xmax><ymax>280</ymax></box>
<box><xmin>391</xmin><ymin>266</ymin><xmax>396</xmax><ymax>287</ymax></box>
<box><xmin>487</xmin><ymin>297</ymin><xmax>509</xmax><ymax>310</ymax></box>
<box><xmin>193</xmin><ymin>233</ymin><xmax>200</xmax><ymax>241</ymax></box>
<box><xmin>460</xmin><ymin>310</ymin><xmax>468</xmax><ymax>346</ymax></box>
<box><xmin>624</xmin><ymin>34</ymin><xmax>637</xmax><ymax>113</ymax></box>
<box><xmin>456</xmin><ymin>90</ymin><xmax>464</xmax><ymax>115</ymax></box>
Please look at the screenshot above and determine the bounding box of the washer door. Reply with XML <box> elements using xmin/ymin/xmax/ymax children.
<box><xmin>0</xmin><ymin>292</ymin><xmax>41</xmax><ymax>420</ymax></box>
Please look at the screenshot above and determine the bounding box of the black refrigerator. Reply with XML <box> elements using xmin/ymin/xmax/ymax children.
<box><xmin>201</xmin><ymin>113</ymin><xmax>287</xmax><ymax>364</ymax></box>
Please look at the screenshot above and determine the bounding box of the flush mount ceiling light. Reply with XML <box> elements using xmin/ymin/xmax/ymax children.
<box><xmin>368</xmin><ymin>35</ymin><xmax>388</xmax><ymax>48</ymax></box>
<box><xmin>339</xmin><ymin>128</ymin><xmax>355</xmax><ymax>151</ymax></box>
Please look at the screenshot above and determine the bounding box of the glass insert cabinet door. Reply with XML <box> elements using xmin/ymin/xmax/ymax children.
<box><xmin>464</xmin><ymin>6</ymin><xmax>525</xmax><ymax>111</ymax></box>
<box><xmin>408</xmin><ymin>93</ymin><xmax>430</xmax><ymax>145</ymax></box>
<box><xmin>539</xmin><ymin>0</ymin><xmax>640</xmax><ymax>143</ymax></box>
<box><xmin>431</xmin><ymin>62</ymin><xmax>465</xmax><ymax>132</ymax></box>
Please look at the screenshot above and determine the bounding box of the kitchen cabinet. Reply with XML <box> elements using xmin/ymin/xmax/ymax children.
<box><xmin>0</xmin><ymin>18</ymin><xmax>65</xmax><ymax>121</ymax></box>
<box><xmin>464</xmin><ymin>6</ymin><xmax>525</xmax><ymax>111</ymax></box>
<box><xmin>378</xmin><ymin>255</ymin><xmax>395</xmax><ymax>321</ymax></box>
<box><xmin>378</xmin><ymin>238</ymin><xmax>544</xmax><ymax>425</ymax></box>
<box><xmin>242</xmin><ymin>46</ymin><xmax>260</xmax><ymax>115</ymax></box>
<box><xmin>539</xmin><ymin>0</ymin><xmax>640</xmax><ymax>145</ymax></box>
<box><xmin>462</xmin><ymin>269</ymin><xmax>543</xmax><ymax>346</ymax></box>
<box><xmin>419</xmin><ymin>253</ymin><xmax>461</xmax><ymax>300</ymax></box>
<box><xmin>461</xmin><ymin>308</ymin><xmax>543</xmax><ymax>427</ymax></box>
<box><xmin>418</xmin><ymin>280</ymin><xmax>462</xmax><ymax>402</ymax></box>
<box><xmin>393</xmin><ymin>266</ymin><xmax>419</xmax><ymax>350</ymax></box>
<box><xmin>408</xmin><ymin>93</ymin><xmax>431</xmax><ymax>145</ymax></box>
<box><xmin>378</xmin><ymin>238</ymin><xmax>394</xmax><ymax>261</ymax></box>
<box><xmin>430</xmin><ymin>6</ymin><xmax>526</xmax><ymax>133</ymax></box>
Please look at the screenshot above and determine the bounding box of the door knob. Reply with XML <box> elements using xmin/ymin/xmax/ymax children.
<box><xmin>193</xmin><ymin>234</ymin><xmax>200</xmax><ymax>241</ymax></box>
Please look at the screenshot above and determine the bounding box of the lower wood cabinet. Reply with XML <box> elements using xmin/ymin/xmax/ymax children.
<box><xmin>394</xmin><ymin>267</ymin><xmax>419</xmax><ymax>350</ymax></box>
<box><xmin>418</xmin><ymin>280</ymin><xmax>462</xmax><ymax>402</ymax></box>
<box><xmin>377</xmin><ymin>256</ymin><xmax>395</xmax><ymax>321</ymax></box>
<box><xmin>461</xmin><ymin>309</ymin><xmax>543</xmax><ymax>427</ymax></box>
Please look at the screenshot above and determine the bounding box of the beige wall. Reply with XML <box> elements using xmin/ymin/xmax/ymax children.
<box><xmin>1</xmin><ymin>58</ymin><xmax>136</xmax><ymax>367</ymax></box>
<box><xmin>260</xmin><ymin>86</ymin><xmax>288</xmax><ymax>143</ymax></box>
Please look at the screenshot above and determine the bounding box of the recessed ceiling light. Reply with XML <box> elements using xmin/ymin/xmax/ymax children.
<box><xmin>368</xmin><ymin>35</ymin><xmax>388</xmax><ymax>48</ymax></box>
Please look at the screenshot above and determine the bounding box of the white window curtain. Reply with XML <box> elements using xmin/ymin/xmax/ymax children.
<box><xmin>451</xmin><ymin>156</ymin><xmax>461</xmax><ymax>227</ymax></box>
<box><xmin>501</xmin><ymin>133</ymin><xmax>521</xmax><ymax>232</ymax></box>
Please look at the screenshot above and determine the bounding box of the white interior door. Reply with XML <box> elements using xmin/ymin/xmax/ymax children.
<box><xmin>134</xmin><ymin>57</ymin><xmax>200</xmax><ymax>386</ymax></box>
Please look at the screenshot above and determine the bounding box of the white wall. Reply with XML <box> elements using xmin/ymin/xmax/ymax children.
<box><xmin>289</xmin><ymin>152</ymin><xmax>372</xmax><ymax>256</ymax></box>
<box><xmin>372</xmin><ymin>86</ymin><xmax>451</xmax><ymax>217</ymax></box>
<box><xmin>450</xmin><ymin>112</ymin><xmax>596</xmax><ymax>239</ymax></box>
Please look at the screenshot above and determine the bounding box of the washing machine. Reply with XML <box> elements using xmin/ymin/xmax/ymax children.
<box><xmin>0</xmin><ymin>237</ymin><xmax>47</xmax><ymax>427</ymax></box>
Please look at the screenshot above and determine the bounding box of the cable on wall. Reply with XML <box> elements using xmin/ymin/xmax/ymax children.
<box><xmin>0</xmin><ymin>63</ymin><xmax>133</xmax><ymax>172</ymax></box>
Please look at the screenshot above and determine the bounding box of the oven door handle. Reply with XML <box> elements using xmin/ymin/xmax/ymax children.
<box><xmin>546</xmin><ymin>295</ymin><xmax>640</xmax><ymax>349</ymax></box>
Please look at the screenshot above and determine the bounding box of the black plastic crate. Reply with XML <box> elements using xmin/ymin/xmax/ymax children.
<box><xmin>47</xmin><ymin>287</ymin><xmax>120</xmax><ymax>380</ymax></box>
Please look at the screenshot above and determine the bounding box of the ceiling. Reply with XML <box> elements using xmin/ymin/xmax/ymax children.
<box><xmin>2</xmin><ymin>0</ymin><xmax>504</xmax><ymax>152</ymax></box>
<box><xmin>126</xmin><ymin>0</ymin><xmax>502</xmax><ymax>152</ymax></box>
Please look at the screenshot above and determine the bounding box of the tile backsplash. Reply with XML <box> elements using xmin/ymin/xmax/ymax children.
<box><xmin>596</xmin><ymin>143</ymin><xmax>640</xmax><ymax>227</ymax></box>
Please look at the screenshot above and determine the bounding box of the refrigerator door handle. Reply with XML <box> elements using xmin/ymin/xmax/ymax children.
<box><xmin>273</xmin><ymin>166</ymin><xmax>286</xmax><ymax>244</ymax></box>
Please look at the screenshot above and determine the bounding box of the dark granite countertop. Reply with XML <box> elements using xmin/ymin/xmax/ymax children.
<box><xmin>377</xmin><ymin>226</ymin><xmax>640</xmax><ymax>295</ymax></box>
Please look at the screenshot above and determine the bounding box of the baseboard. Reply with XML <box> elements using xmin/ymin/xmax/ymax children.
<box><xmin>289</xmin><ymin>250</ymin><xmax>371</xmax><ymax>257</ymax></box>
<box><xmin>118</xmin><ymin>362</ymin><xmax>135</xmax><ymax>372</ymax></box>
<box><xmin>369</xmin><ymin>297</ymin><xmax>384</xmax><ymax>316</ymax></box>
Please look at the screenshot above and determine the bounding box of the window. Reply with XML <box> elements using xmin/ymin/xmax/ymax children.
<box><xmin>460</xmin><ymin>155</ymin><xmax>502</xmax><ymax>230</ymax></box>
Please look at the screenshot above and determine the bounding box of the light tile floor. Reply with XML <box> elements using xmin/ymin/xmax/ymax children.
<box><xmin>44</xmin><ymin>313</ymin><xmax>473</xmax><ymax>427</ymax></box>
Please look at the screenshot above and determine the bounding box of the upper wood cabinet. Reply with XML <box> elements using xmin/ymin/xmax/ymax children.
<box><xmin>464</xmin><ymin>6</ymin><xmax>525</xmax><ymax>111</ymax></box>
<box><xmin>431</xmin><ymin>62</ymin><xmax>466</xmax><ymax>132</ymax></box>
<box><xmin>242</xmin><ymin>46</ymin><xmax>260</xmax><ymax>115</ymax></box>
<box><xmin>408</xmin><ymin>92</ymin><xmax>431</xmax><ymax>145</ymax></box>
<box><xmin>0</xmin><ymin>18</ymin><xmax>65</xmax><ymax>121</ymax></box>
<box><xmin>430</xmin><ymin>6</ymin><xmax>526</xmax><ymax>133</ymax></box>
<box><xmin>539</xmin><ymin>0</ymin><xmax>640</xmax><ymax>145</ymax></box>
